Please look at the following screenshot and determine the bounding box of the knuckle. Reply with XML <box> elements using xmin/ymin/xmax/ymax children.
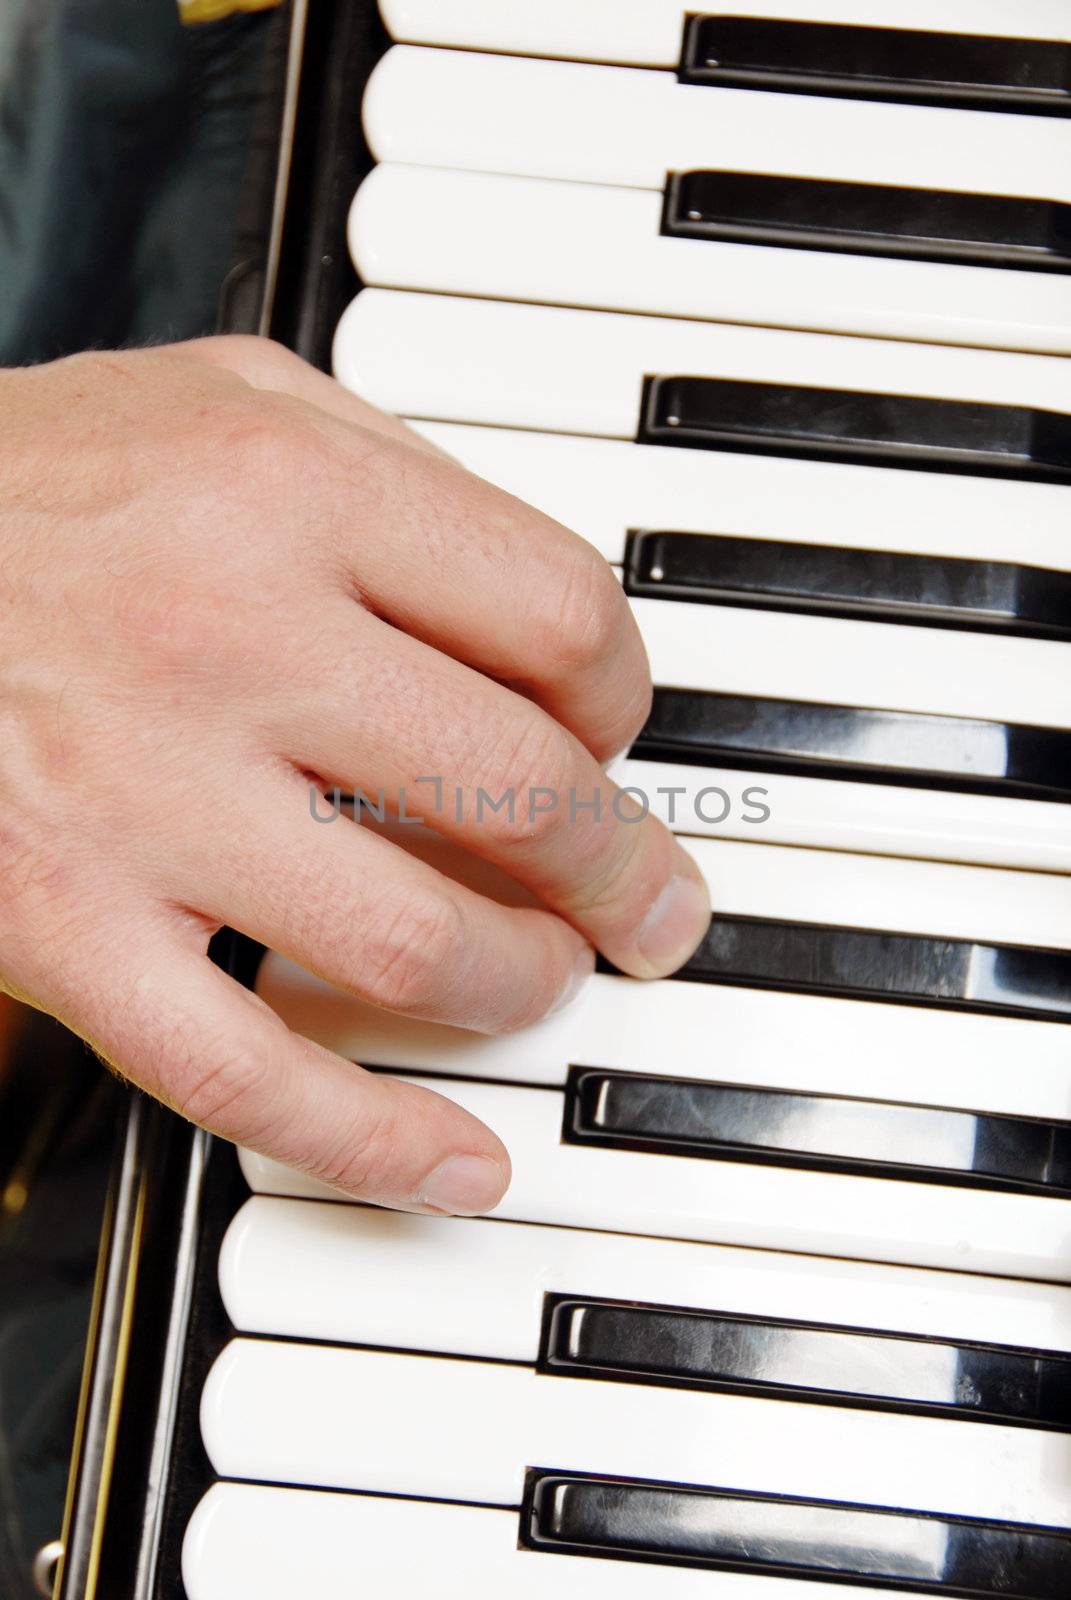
<box><xmin>168</xmin><ymin>1036</ymin><xmax>273</xmax><ymax>1131</ymax></box>
<box><xmin>360</xmin><ymin>889</ymin><xmax>464</xmax><ymax>1013</ymax></box>
<box><xmin>211</xmin><ymin>394</ymin><xmax>305</xmax><ymax>475</ymax></box>
<box><xmin>304</xmin><ymin>1103</ymin><xmax>396</xmax><ymax>1196</ymax></box>
<box><xmin>532</xmin><ymin>543</ymin><xmax>626</xmax><ymax>676</ymax></box>
<box><xmin>474</xmin><ymin>717</ymin><xmax>573</xmax><ymax>852</ymax></box>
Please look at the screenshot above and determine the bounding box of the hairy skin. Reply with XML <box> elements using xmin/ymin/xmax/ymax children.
<box><xmin>0</xmin><ymin>337</ymin><xmax>710</xmax><ymax>1215</ymax></box>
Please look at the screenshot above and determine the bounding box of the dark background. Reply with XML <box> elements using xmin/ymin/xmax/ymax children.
<box><xmin>0</xmin><ymin>3</ymin><xmax>284</xmax><ymax>1592</ymax></box>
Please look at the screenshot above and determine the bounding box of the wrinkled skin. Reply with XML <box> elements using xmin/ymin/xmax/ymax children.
<box><xmin>0</xmin><ymin>337</ymin><xmax>710</xmax><ymax>1215</ymax></box>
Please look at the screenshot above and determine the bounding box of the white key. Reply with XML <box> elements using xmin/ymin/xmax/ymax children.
<box><xmin>333</xmin><ymin>290</ymin><xmax>1071</xmax><ymax>440</ymax></box>
<box><xmin>185</xmin><ymin>1481</ymin><xmax>912</xmax><ymax>1600</ymax></box>
<box><xmin>240</xmin><ymin>1074</ymin><xmax>1071</xmax><ymax>1280</ymax></box>
<box><xmin>349</xmin><ymin>164</ymin><xmax>1071</xmax><ymax>354</ymax></box>
<box><xmin>623</xmin><ymin>755</ymin><xmax>1071</xmax><ymax>874</ymax></box>
<box><xmin>630</xmin><ymin>595</ymin><xmax>1071</xmax><ymax>728</ymax></box>
<box><xmin>221</xmin><ymin>1198</ymin><xmax>1071</xmax><ymax>1357</ymax></box>
<box><xmin>679</xmin><ymin>836</ymin><xmax>1070</xmax><ymax>948</ymax></box>
<box><xmin>408</xmin><ymin>422</ymin><xmax>1071</xmax><ymax>573</ymax></box>
<box><xmin>363</xmin><ymin>47</ymin><xmax>1071</xmax><ymax>198</ymax></box>
<box><xmin>200</xmin><ymin>1338</ymin><xmax>1071</xmax><ymax>1522</ymax></box>
<box><xmin>379</xmin><ymin>0</ymin><xmax>1071</xmax><ymax>65</ymax></box>
<box><xmin>256</xmin><ymin>949</ymin><xmax>1071</xmax><ymax>1123</ymax></box>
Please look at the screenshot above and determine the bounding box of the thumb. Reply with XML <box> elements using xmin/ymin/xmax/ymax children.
<box><xmin>76</xmin><ymin>933</ymin><xmax>511</xmax><ymax>1215</ymax></box>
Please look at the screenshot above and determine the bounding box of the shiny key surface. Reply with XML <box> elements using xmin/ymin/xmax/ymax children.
<box><xmin>680</xmin><ymin>16</ymin><xmax>1071</xmax><ymax>115</ymax></box>
<box><xmin>565</xmin><ymin>1069</ymin><xmax>1071</xmax><ymax>1191</ymax></box>
<box><xmin>623</xmin><ymin>531</ymin><xmax>1071</xmax><ymax>638</ymax></box>
<box><xmin>541</xmin><ymin>1295</ymin><xmax>1071</xmax><ymax>1425</ymax></box>
<box><xmin>663</xmin><ymin>170</ymin><xmax>1071</xmax><ymax>271</ymax></box>
<box><xmin>634</xmin><ymin>689</ymin><xmax>1071</xmax><ymax>801</ymax></box>
<box><xmin>639</xmin><ymin>375</ymin><xmax>1071</xmax><ymax>481</ymax></box>
<box><xmin>526</xmin><ymin>1471</ymin><xmax>1071</xmax><ymax>1595</ymax></box>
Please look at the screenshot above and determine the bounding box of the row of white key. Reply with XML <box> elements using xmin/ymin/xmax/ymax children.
<box><xmin>200</xmin><ymin>1333</ymin><xmax>1071</xmax><ymax>1522</ymax></box>
<box><xmin>364</xmin><ymin>46</ymin><xmax>1071</xmax><ymax>199</ymax></box>
<box><xmin>185</xmin><ymin>1480</ymin><xmax>968</xmax><ymax>1600</ymax></box>
<box><xmin>240</xmin><ymin>1067</ymin><xmax>1071</xmax><ymax>1279</ymax></box>
<box><xmin>257</xmin><ymin>948</ymin><xmax>1071</xmax><ymax>1121</ymax></box>
<box><xmin>349</xmin><ymin>162</ymin><xmax>1071</xmax><ymax>353</ymax></box>
<box><xmin>334</xmin><ymin>289</ymin><xmax>1071</xmax><ymax>437</ymax></box>
<box><xmin>221</xmin><ymin>1199</ymin><xmax>1071</xmax><ymax>1359</ymax></box>
<box><xmin>378</xmin><ymin>0</ymin><xmax>1071</xmax><ymax>65</ymax></box>
<box><xmin>628</xmin><ymin>593</ymin><xmax>1070</xmax><ymax>728</ymax></box>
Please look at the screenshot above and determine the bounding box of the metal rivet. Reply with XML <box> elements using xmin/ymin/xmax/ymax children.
<box><xmin>33</xmin><ymin>1540</ymin><xmax>64</xmax><ymax>1598</ymax></box>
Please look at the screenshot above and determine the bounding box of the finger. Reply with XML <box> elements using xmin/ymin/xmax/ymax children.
<box><xmin>316</xmin><ymin>421</ymin><xmax>650</xmax><ymax>763</ymax></box>
<box><xmin>279</xmin><ymin>597</ymin><xmax>711</xmax><ymax>979</ymax></box>
<box><xmin>161</xmin><ymin>767</ymin><xmax>594</xmax><ymax>1035</ymax></box>
<box><xmin>175</xmin><ymin>333</ymin><xmax>451</xmax><ymax>459</ymax></box>
<box><xmin>181</xmin><ymin>336</ymin><xmax>651</xmax><ymax>763</ymax></box>
<box><xmin>66</xmin><ymin>920</ymin><xmax>511</xmax><ymax>1212</ymax></box>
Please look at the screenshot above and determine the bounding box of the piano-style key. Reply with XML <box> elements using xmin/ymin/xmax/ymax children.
<box><xmin>623</xmin><ymin>534</ymin><xmax>1071</xmax><ymax>638</ymax></box>
<box><xmin>348</xmin><ymin>164</ymin><xmax>1071</xmax><ymax>353</ymax></box>
<box><xmin>665</xmin><ymin>915</ymin><xmax>1069</xmax><ymax>1019</ymax></box>
<box><xmin>378</xmin><ymin>0</ymin><xmax>1071</xmax><ymax>73</ymax></box>
<box><xmin>222</xmin><ymin>1199</ymin><xmax>1071</xmax><ymax>1426</ymax></box>
<box><xmin>333</xmin><ymin>292</ymin><xmax>1071</xmax><ymax>463</ymax></box>
<box><xmin>186</xmin><ymin>1480</ymin><xmax>963</xmax><ymax>1600</ymax></box>
<box><xmin>639</xmin><ymin>375</ymin><xmax>1071</xmax><ymax>481</ymax></box>
<box><xmin>200</xmin><ymin>1337</ymin><xmax>1071</xmax><ymax>1522</ymax></box>
<box><xmin>525</xmin><ymin>1472</ymin><xmax>1071</xmax><ymax>1596</ymax></box>
<box><xmin>256</xmin><ymin>950</ymin><xmax>1071</xmax><ymax>1120</ymax></box>
<box><xmin>677</xmin><ymin>16</ymin><xmax>1071</xmax><ymax>115</ymax></box>
<box><xmin>620</xmin><ymin>754</ymin><xmax>1071</xmax><ymax>872</ymax></box>
<box><xmin>541</xmin><ymin>1298</ymin><xmax>1071</xmax><ymax>1425</ymax></box>
<box><xmin>222</xmin><ymin>1200</ymin><xmax>1071</xmax><ymax>1363</ymax></box>
<box><xmin>664</xmin><ymin>170</ymin><xmax>1071</xmax><ymax>272</ymax></box>
<box><xmin>565</xmin><ymin>1068</ymin><xmax>1071</xmax><ymax>1191</ymax></box>
<box><xmin>662</xmin><ymin>836</ymin><xmax>1071</xmax><ymax>954</ymax></box>
<box><xmin>241</xmin><ymin>1072</ymin><xmax>1071</xmax><ymax>1279</ymax></box>
<box><xmin>630</xmin><ymin>597</ymin><xmax>1071</xmax><ymax>727</ymax></box>
<box><xmin>363</xmin><ymin>47</ymin><xmax>1071</xmax><ymax>197</ymax></box>
<box><xmin>407</xmin><ymin>423</ymin><xmax>1071</xmax><ymax>575</ymax></box>
<box><xmin>634</xmin><ymin>691</ymin><xmax>1071</xmax><ymax>799</ymax></box>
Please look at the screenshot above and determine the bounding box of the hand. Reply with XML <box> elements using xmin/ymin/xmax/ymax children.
<box><xmin>0</xmin><ymin>337</ymin><xmax>710</xmax><ymax>1214</ymax></box>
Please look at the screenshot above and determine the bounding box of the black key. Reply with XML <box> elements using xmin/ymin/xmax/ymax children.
<box><xmin>608</xmin><ymin>913</ymin><xmax>1071</xmax><ymax>1021</ymax></box>
<box><xmin>624</xmin><ymin>531</ymin><xmax>1071</xmax><ymax>638</ymax></box>
<box><xmin>664</xmin><ymin>171</ymin><xmax>1071</xmax><ymax>273</ymax></box>
<box><xmin>634</xmin><ymin>687</ymin><xmax>1071</xmax><ymax>802</ymax></box>
<box><xmin>564</xmin><ymin>1068</ymin><xmax>1071</xmax><ymax>1194</ymax></box>
<box><xmin>524</xmin><ymin>1470</ymin><xmax>1071</xmax><ymax>1596</ymax></box>
<box><xmin>639</xmin><ymin>376</ymin><xmax>1071</xmax><ymax>482</ymax></box>
<box><xmin>540</xmin><ymin>1295</ymin><xmax>1071</xmax><ymax>1428</ymax></box>
<box><xmin>679</xmin><ymin>15</ymin><xmax>1071</xmax><ymax>117</ymax></box>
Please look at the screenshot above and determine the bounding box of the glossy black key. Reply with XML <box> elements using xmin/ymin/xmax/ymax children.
<box><xmin>639</xmin><ymin>376</ymin><xmax>1071</xmax><ymax>482</ymax></box>
<box><xmin>664</xmin><ymin>171</ymin><xmax>1071</xmax><ymax>273</ymax></box>
<box><xmin>540</xmin><ymin>1295</ymin><xmax>1071</xmax><ymax>1428</ymax></box>
<box><xmin>564</xmin><ymin>1068</ymin><xmax>1071</xmax><ymax>1193</ymax></box>
<box><xmin>679</xmin><ymin>16</ymin><xmax>1071</xmax><ymax>117</ymax></box>
<box><xmin>617</xmin><ymin>913</ymin><xmax>1071</xmax><ymax>1021</ymax></box>
<box><xmin>524</xmin><ymin>1471</ymin><xmax>1071</xmax><ymax>1596</ymax></box>
<box><xmin>634</xmin><ymin>688</ymin><xmax>1071</xmax><ymax>801</ymax></box>
<box><xmin>624</xmin><ymin>530</ymin><xmax>1071</xmax><ymax>637</ymax></box>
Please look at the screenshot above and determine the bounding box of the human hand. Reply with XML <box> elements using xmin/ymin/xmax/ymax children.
<box><xmin>0</xmin><ymin>337</ymin><xmax>710</xmax><ymax>1214</ymax></box>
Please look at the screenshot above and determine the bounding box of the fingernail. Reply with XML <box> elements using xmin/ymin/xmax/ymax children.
<box><xmin>636</xmin><ymin>873</ymin><xmax>711</xmax><ymax>973</ymax></box>
<box><xmin>418</xmin><ymin>1154</ymin><xmax>508</xmax><ymax>1216</ymax></box>
<box><xmin>547</xmin><ymin>945</ymin><xmax>596</xmax><ymax>1017</ymax></box>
